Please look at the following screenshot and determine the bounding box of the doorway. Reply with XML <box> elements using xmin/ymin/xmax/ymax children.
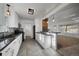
<box><xmin>33</xmin><ymin>25</ymin><xmax>35</xmax><ymax>39</ymax></box>
<box><xmin>42</xmin><ymin>18</ymin><xmax>48</xmax><ymax>32</ymax></box>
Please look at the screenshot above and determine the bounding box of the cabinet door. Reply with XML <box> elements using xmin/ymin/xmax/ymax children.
<box><xmin>44</xmin><ymin>36</ymin><xmax>51</xmax><ymax>48</ymax></box>
<box><xmin>0</xmin><ymin>4</ymin><xmax>8</xmax><ymax>32</ymax></box>
<box><xmin>12</xmin><ymin>38</ymin><xmax>19</xmax><ymax>56</ymax></box>
<box><xmin>12</xmin><ymin>34</ymin><xmax>22</xmax><ymax>56</ymax></box>
<box><xmin>6</xmin><ymin>48</ymin><xmax>14</xmax><ymax>56</ymax></box>
<box><xmin>51</xmin><ymin>36</ymin><xmax>57</xmax><ymax>50</ymax></box>
<box><xmin>7</xmin><ymin>12</ymin><xmax>18</xmax><ymax>28</ymax></box>
<box><xmin>2</xmin><ymin>47</ymin><xmax>10</xmax><ymax>56</ymax></box>
<box><xmin>41</xmin><ymin>34</ymin><xmax>45</xmax><ymax>43</ymax></box>
<box><xmin>1</xmin><ymin>34</ymin><xmax>22</xmax><ymax>56</ymax></box>
<box><xmin>2</xmin><ymin>47</ymin><xmax>14</xmax><ymax>56</ymax></box>
<box><xmin>0</xmin><ymin>4</ymin><xmax>5</xmax><ymax>25</ymax></box>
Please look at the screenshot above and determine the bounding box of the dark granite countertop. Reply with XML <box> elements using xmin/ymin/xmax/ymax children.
<box><xmin>36</xmin><ymin>32</ymin><xmax>53</xmax><ymax>36</ymax></box>
<box><xmin>0</xmin><ymin>33</ymin><xmax>22</xmax><ymax>51</ymax></box>
<box><xmin>36</xmin><ymin>32</ymin><xmax>61</xmax><ymax>36</ymax></box>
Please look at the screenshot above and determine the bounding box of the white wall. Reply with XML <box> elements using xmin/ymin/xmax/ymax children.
<box><xmin>19</xmin><ymin>19</ymin><xmax>34</xmax><ymax>39</ymax></box>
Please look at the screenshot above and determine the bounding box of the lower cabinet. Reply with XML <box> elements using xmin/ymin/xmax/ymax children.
<box><xmin>13</xmin><ymin>34</ymin><xmax>22</xmax><ymax>56</ymax></box>
<box><xmin>36</xmin><ymin>33</ymin><xmax>57</xmax><ymax>50</ymax></box>
<box><xmin>44</xmin><ymin>36</ymin><xmax>51</xmax><ymax>48</ymax></box>
<box><xmin>2</xmin><ymin>47</ymin><xmax>14</xmax><ymax>56</ymax></box>
<box><xmin>1</xmin><ymin>34</ymin><xmax>22</xmax><ymax>56</ymax></box>
<box><xmin>51</xmin><ymin>34</ymin><xmax>57</xmax><ymax>50</ymax></box>
<box><xmin>36</xmin><ymin>33</ymin><xmax>52</xmax><ymax>49</ymax></box>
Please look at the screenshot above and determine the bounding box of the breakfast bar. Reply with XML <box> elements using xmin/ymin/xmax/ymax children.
<box><xmin>36</xmin><ymin>32</ymin><xmax>60</xmax><ymax>50</ymax></box>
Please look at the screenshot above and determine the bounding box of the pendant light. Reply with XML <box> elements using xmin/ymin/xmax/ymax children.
<box><xmin>6</xmin><ymin>4</ymin><xmax>11</xmax><ymax>16</ymax></box>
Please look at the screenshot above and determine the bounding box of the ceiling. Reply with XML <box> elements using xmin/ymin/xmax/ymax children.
<box><xmin>6</xmin><ymin>3</ymin><xmax>79</xmax><ymax>25</ymax></box>
<box><xmin>10</xmin><ymin>3</ymin><xmax>60</xmax><ymax>20</ymax></box>
<box><xmin>49</xmin><ymin>3</ymin><xmax>79</xmax><ymax>25</ymax></box>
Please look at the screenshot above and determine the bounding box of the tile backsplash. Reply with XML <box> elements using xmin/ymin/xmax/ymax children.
<box><xmin>0</xmin><ymin>26</ymin><xmax>9</xmax><ymax>32</ymax></box>
<box><xmin>0</xmin><ymin>26</ymin><xmax>15</xmax><ymax>38</ymax></box>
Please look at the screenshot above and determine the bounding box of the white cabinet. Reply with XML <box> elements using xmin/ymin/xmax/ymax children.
<box><xmin>7</xmin><ymin>12</ymin><xmax>19</xmax><ymax>28</ymax></box>
<box><xmin>36</xmin><ymin>33</ymin><xmax>40</xmax><ymax>41</ymax></box>
<box><xmin>44</xmin><ymin>36</ymin><xmax>51</xmax><ymax>48</ymax></box>
<box><xmin>11</xmin><ymin>34</ymin><xmax>22</xmax><ymax>56</ymax></box>
<box><xmin>0</xmin><ymin>4</ymin><xmax>5</xmax><ymax>26</ymax></box>
<box><xmin>1</xmin><ymin>43</ymin><xmax>15</xmax><ymax>56</ymax></box>
<box><xmin>36</xmin><ymin>33</ymin><xmax>51</xmax><ymax>49</ymax></box>
<box><xmin>0</xmin><ymin>4</ymin><xmax>8</xmax><ymax>32</ymax></box>
<box><xmin>51</xmin><ymin>34</ymin><xmax>57</xmax><ymax>50</ymax></box>
<box><xmin>2</xmin><ymin>47</ymin><xmax>14</xmax><ymax>56</ymax></box>
<box><xmin>0</xmin><ymin>4</ymin><xmax>19</xmax><ymax>28</ymax></box>
<box><xmin>1</xmin><ymin>34</ymin><xmax>22</xmax><ymax>56</ymax></box>
<box><xmin>41</xmin><ymin>34</ymin><xmax>45</xmax><ymax>43</ymax></box>
<box><xmin>36</xmin><ymin>33</ymin><xmax>57</xmax><ymax>50</ymax></box>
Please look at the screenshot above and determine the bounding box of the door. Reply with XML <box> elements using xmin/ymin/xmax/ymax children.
<box><xmin>42</xmin><ymin>18</ymin><xmax>48</xmax><ymax>32</ymax></box>
<box><xmin>33</xmin><ymin>25</ymin><xmax>35</xmax><ymax>39</ymax></box>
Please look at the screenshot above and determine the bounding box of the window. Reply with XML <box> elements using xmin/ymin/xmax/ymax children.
<box><xmin>60</xmin><ymin>24</ymin><xmax>79</xmax><ymax>33</ymax></box>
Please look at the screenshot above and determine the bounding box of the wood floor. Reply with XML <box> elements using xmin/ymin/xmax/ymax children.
<box><xmin>57</xmin><ymin>44</ymin><xmax>79</xmax><ymax>56</ymax></box>
<box><xmin>17</xmin><ymin>38</ymin><xmax>60</xmax><ymax>56</ymax></box>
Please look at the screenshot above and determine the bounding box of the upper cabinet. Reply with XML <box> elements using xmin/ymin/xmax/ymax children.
<box><xmin>0</xmin><ymin>4</ymin><xmax>8</xmax><ymax>32</ymax></box>
<box><xmin>0</xmin><ymin>4</ymin><xmax>19</xmax><ymax>32</ymax></box>
<box><xmin>0</xmin><ymin>4</ymin><xmax>6</xmax><ymax>26</ymax></box>
<box><xmin>5</xmin><ymin>4</ymin><xmax>19</xmax><ymax>28</ymax></box>
<box><xmin>7</xmin><ymin>12</ymin><xmax>19</xmax><ymax>28</ymax></box>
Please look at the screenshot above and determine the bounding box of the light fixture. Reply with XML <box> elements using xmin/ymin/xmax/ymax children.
<box><xmin>28</xmin><ymin>8</ymin><xmax>34</xmax><ymax>15</ymax></box>
<box><xmin>52</xmin><ymin>19</ymin><xmax>55</xmax><ymax>22</ymax></box>
<box><xmin>52</xmin><ymin>16</ymin><xmax>55</xmax><ymax>22</ymax></box>
<box><xmin>6</xmin><ymin>4</ymin><xmax>11</xmax><ymax>16</ymax></box>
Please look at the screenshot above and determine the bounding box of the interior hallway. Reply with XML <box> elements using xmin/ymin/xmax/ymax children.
<box><xmin>17</xmin><ymin>38</ymin><xmax>60</xmax><ymax>56</ymax></box>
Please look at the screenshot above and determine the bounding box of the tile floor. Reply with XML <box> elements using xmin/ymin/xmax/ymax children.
<box><xmin>17</xmin><ymin>38</ymin><xmax>60</xmax><ymax>56</ymax></box>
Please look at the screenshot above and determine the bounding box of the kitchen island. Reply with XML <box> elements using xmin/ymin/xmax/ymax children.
<box><xmin>0</xmin><ymin>33</ymin><xmax>22</xmax><ymax>56</ymax></box>
<box><xmin>35</xmin><ymin>32</ymin><xmax>60</xmax><ymax>50</ymax></box>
